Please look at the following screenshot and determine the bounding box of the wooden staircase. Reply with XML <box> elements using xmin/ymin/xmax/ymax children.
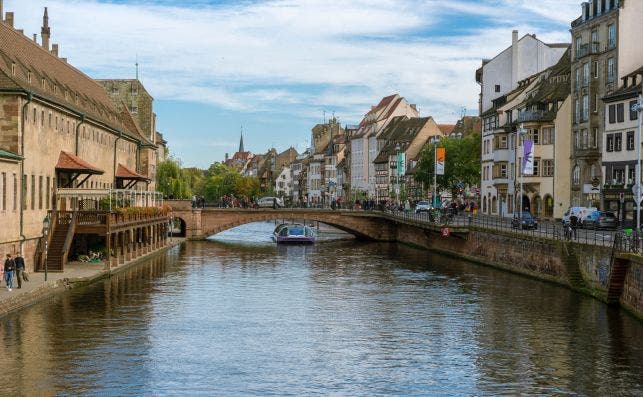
<box><xmin>39</xmin><ymin>211</ymin><xmax>77</xmax><ymax>272</ymax></box>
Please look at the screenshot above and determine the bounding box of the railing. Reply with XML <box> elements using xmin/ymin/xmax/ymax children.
<box><xmin>518</xmin><ymin>110</ymin><xmax>554</xmax><ymax>122</ymax></box>
<box><xmin>61</xmin><ymin>211</ymin><xmax>79</xmax><ymax>266</ymax></box>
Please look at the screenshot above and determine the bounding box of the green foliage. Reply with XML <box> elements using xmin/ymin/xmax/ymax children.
<box><xmin>156</xmin><ymin>157</ymin><xmax>192</xmax><ymax>199</ymax></box>
<box><xmin>414</xmin><ymin>133</ymin><xmax>481</xmax><ymax>196</ymax></box>
<box><xmin>183</xmin><ymin>167</ymin><xmax>207</xmax><ymax>197</ymax></box>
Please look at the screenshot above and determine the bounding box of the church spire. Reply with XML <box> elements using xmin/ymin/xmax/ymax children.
<box><xmin>41</xmin><ymin>7</ymin><xmax>50</xmax><ymax>50</ymax></box>
<box><xmin>239</xmin><ymin>126</ymin><xmax>244</xmax><ymax>153</ymax></box>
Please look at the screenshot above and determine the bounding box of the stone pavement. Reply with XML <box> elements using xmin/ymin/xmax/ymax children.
<box><xmin>0</xmin><ymin>238</ymin><xmax>184</xmax><ymax>317</ymax></box>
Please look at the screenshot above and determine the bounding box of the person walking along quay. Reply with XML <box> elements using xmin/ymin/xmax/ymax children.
<box><xmin>4</xmin><ymin>254</ymin><xmax>15</xmax><ymax>292</ymax></box>
<box><xmin>14</xmin><ymin>254</ymin><xmax>25</xmax><ymax>289</ymax></box>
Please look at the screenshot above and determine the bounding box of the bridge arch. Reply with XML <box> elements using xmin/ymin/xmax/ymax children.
<box><xmin>167</xmin><ymin>203</ymin><xmax>398</xmax><ymax>241</ymax></box>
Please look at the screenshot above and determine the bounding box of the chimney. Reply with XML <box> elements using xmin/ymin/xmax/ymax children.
<box><xmin>0</xmin><ymin>0</ymin><xmax>3</xmax><ymax>23</ymax></box>
<box><xmin>32</xmin><ymin>34</ymin><xmax>37</xmax><ymax>42</ymax></box>
<box><xmin>41</xmin><ymin>7</ymin><xmax>50</xmax><ymax>50</ymax></box>
<box><xmin>5</xmin><ymin>11</ymin><xmax>13</xmax><ymax>28</ymax></box>
<box><xmin>225</xmin><ymin>153</ymin><xmax>229</xmax><ymax>162</ymax></box>
<box><xmin>51</xmin><ymin>43</ymin><xmax>58</xmax><ymax>57</ymax></box>
<box><xmin>582</xmin><ymin>2</ymin><xmax>588</xmax><ymax>21</ymax></box>
<box><xmin>511</xmin><ymin>30</ymin><xmax>519</xmax><ymax>88</ymax></box>
<box><xmin>61</xmin><ymin>57</ymin><xmax>67</xmax><ymax>63</ymax></box>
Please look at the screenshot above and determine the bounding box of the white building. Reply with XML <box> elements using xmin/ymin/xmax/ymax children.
<box><xmin>476</xmin><ymin>30</ymin><xmax>568</xmax><ymax>215</ymax></box>
<box><xmin>275</xmin><ymin>165</ymin><xmax>292</xmax><ymax>199</ymax></box>
<box><xmin>350</xmin><ymin>94</ymin><xmax>418</xmax><ymax>197</ymax></box>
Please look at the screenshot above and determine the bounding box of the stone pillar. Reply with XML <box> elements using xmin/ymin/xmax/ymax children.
<box><xmin>125</xmin><ymin>229</ymin><xmax>132</xmax><ymax>261</ymax></box>
<box><xmin>111</xmin><ymin>233</ymin><xmax>119</xmax><ymax>268</ymax></box>
<box><xmin>120</xmin><ymin>231</ymin><xmax>126</xmax><ymax>264</ymax></box>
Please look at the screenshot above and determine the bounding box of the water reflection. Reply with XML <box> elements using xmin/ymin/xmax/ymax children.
<box><xmin>0</xmin><ymin>223</ymin><xmax>640</xmax><ymax>396</ymax></box>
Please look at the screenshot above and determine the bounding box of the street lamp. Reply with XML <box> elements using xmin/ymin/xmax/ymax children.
<box><xmin>633</xmin><ymin>94</ymin><xmax>643</xmax><ymax>230</ymax></box>
<box><xmin>42</xmin><ymin>215</ymin><xmax>50</xmax><ymax>281</ymax></box>
<box><xmin>517</xmin><ymin>123</ymin><xmax>528</xmax><ymax>223</ymax></box>
<box><xmin>395</xmin><ymin>143</ymin><xmax>401</xmax><ymax>206</ymax></box>
<box><xmin>430</xmin><ymin>136</ymin><xmax>438</xmax><ymax>208</ymax></box>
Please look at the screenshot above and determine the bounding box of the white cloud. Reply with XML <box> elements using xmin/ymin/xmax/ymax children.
<box><xmin>5</xmin><ymin>0</ymin><xmax>577</xmax><ymax>128</ymax></box>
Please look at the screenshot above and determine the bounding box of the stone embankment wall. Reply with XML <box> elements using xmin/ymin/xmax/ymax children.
<box><xmin>394</xmin><ymin>223</ymin><xmax>642</xmax><ymax>319</ymax></box>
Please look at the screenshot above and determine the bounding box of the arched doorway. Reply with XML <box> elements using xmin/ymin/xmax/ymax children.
<box><xmin>170</xmin><ymin>217</ymin><xmax>187</xmax><ymax>237</ymax></box>
<box><xmin>491</xmin><ymin>196</ymin><xmax>498</xmax><ymax>214</ymax></box>
<box><xmin>533</xmin><ymin>195</ymin><xmax>543</xmax><ymax>218</ymax></box>
<box><xmin>543</xmin><ymin>195</ymin><xmax>554</xmax><ymax>218</ymax></box>
<box><xmin>520</xmin><ymin>194</ymin><xmax>530</xmax><ymax>213</ymax></box>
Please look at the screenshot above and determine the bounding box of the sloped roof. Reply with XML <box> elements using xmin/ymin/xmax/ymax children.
<box><xmin>116</xmin><ymin>163</ymin><xmax>149</xmax><ymax>181</ymax></box>
<box><xmin>437</xmin><ymin>124</ymin><xmax>456</xmax><ymax>135</ymax></box>
<box><xmin>0</xmin><ymin>19</ymin><xmax>146</xmax><ymax>143</ymax></box>
<box><xmin>56</xmin><ymin>151</ymin><xmax>104</xmax><ymax>174</ymax></box>
<box><xmin>526</xmin><ymin>48</ymin><xmax>571</xmax><ymax>106</ymax></box>
<box><xmin>0</xmin><ymin>148</ymin><xmax>22</xmax><ymax>161</ymax></box>
<box><xmin>373</xmin><ymin>117</ymin><xmax>433</xmax><ymax>163</ymax></box>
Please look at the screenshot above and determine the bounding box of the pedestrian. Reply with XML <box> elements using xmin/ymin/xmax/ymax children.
<box><xmin>191</xmin><ymin>195</ymin><xmax>197</xmax><ymax>208</ymax></box>
<box><xmin>4</xmin><ymin>254</ymin><xmax>15</xmax><ymax>291</ymax></box>
<box><xmin>14</xmin><ymin>253</ymin><xmax>25</xmax><ymax>289</ymax></box>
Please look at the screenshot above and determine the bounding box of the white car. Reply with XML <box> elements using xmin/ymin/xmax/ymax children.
<box><xmin>255</xmin><ymin>197</ymin><xmax>284</xmax><ymax>208</ymax></box>
<box><xmin>415</xmin><ymin>201</ymin><xmax>431</xmax><ymax>213</ymax></box>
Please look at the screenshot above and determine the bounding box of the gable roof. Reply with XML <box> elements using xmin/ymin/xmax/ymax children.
<box><xmin>116</xmin><ymin>163</ymin><xmax>149</xmax><ymax>181</ymax></box>
<box><xmin>0</xmin><ymin>20</ymin><xmax>146</xmax><ymax>143</ymax></box>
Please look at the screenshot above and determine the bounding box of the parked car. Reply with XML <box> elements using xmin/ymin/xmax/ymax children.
<box><xmin>415</xmin><ymin>201</ymin><xmax>431</xmax><ymax>213</ymax></box>
<box><xmin>512</xmin><ymin>212</ymin><xmax>538</xmax><ymax>229</ymax></box>
<box><xmin>255</xmin><ymin>197</ymin><xmax>284</xmax><ymax>208</ymax></box>
<box><xmin>562</xmin><ymin>206</ymin><xmax>597</xmax><ymax>225</ymax></box>
<box><xmin>583</xmin><ymin>211</ymin><xmax>618</xmax><ymax>230</ymax></box>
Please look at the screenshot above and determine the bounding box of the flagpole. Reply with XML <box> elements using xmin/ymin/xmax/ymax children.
<box><xmin>517</xmin><ymin>123</ymin><xmax>527</xmax><ymax>223</ymax></box>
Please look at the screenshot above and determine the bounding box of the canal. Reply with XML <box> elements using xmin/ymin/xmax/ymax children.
<box><xmin>0</xmin><ymin>222</ymin><xmax>641</xmax><ymax>396</ymax></box>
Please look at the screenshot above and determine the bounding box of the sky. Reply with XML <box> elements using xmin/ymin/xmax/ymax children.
<box><xmin>6</xmin><ymin>0</ymin><xmax>581</xmax><ymax>168</ymax></box>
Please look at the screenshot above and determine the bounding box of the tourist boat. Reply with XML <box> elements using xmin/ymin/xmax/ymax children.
<box><xmin>272</xmin><ymin>223</ymin><xmax>316</xmax><ymax>244</ymax></box>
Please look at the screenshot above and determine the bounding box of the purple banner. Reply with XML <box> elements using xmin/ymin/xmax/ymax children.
<box><xmin>522</xmin><ymin>140</ymin><xmax>534</xmax><ymax>175</ymax></box>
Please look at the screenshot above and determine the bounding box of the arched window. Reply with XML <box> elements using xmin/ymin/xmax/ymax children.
<box><xmin>492</xmin><ymin>196</ymin><xmax>498</xmax><ymax>214</ymax></box>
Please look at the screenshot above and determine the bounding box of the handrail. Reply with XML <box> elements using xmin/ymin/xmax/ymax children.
<box><xmin>60</xmin><ymin>211</ymin><xmax>78</xmax><ymax>267</ymax></box>
<box><xmin>35</xmin><ymin>210</ymin><xmax>58</xmax><ymax>271</ymax></box>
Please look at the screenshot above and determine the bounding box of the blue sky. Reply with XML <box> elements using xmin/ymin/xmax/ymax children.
<box><xmin>7</xmin><ymin>0</ymin><xmax>580</xmax><ymax>168</ymax></box>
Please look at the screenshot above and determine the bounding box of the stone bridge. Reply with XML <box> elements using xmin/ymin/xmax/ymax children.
<box><xmin>166</xmin><ymin>200</ymin><xmax>467</xmax><ymax>241</ymax></box>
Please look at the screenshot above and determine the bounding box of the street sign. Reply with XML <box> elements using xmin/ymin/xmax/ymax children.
<box><xmin>441</xmin><ymin>227</ymin><xmax>450</xmax><ymax>238</ymax></box>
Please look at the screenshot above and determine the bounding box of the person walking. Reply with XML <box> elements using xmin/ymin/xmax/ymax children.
<box><xmin>4</xmin><ymin>254</ymin><xmax>15</xmax><ymax>291</ymax></box>
<box><xmin>14</xmin><ymin>253</ymin><xmax>25</xmax><ymax>289</ymax></box>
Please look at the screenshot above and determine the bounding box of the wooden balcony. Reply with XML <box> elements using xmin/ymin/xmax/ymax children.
<box><xmin>73</xmin><ymin>210</ymin><xmax>170</xmax><ymax>234</ymax></box>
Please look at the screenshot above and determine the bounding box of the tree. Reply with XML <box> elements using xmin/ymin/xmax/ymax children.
<box><xmin>156</xmin><ymin>157</ymin><xmax>192</xmax><ymax>199</ymax></box>
<box><xmin>414</xmin><ymin>133</ymin><xmax>481</xmax><ymax>197</ymax></box>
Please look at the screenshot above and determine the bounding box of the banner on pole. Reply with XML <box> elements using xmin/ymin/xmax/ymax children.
<box><xmin>397</xmin><ymin>152</ymin><xmax>406</xmax><ymax>177</ymax></box>
<box><xmin>522</xmin><ymin>140</ymin><xmax>534</xmax><ymax>175</ymax></box>
<box><xmin>436</xmin><ymin>147</ymin><xmax>445</xmax><ymax>175</ymax></box>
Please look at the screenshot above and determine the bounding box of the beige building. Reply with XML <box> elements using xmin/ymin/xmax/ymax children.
<box><xmin>0</xmin><ymin>5</ymin><xmax>160</xmax><ymax>269</ymax></box>
<box><xmin>373</xmin><ymin>116</ymin><xmax>442</xmax><ymax>202</ymax></box>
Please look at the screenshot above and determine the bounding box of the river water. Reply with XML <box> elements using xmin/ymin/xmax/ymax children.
<box><xmin>0</xmin><ymin>222</ymin><xmax>641</xmax><ymax>396</ymax></box>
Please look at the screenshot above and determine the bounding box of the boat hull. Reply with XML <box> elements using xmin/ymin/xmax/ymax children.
<box><xmin>275</xmin><ymin>236</ymin><xmax>315</xmax><ymax>244</ymax></box>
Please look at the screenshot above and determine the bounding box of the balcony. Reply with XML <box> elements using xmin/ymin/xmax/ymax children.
<box><xmin>518</xmin><ymin>110</ymin><xmax>554</xmax><ymax>123</ymax></box>
<box><xmin>576</xmin><ymin>42</ymin><xmax>601</xmax><ymax>59</ymax></box>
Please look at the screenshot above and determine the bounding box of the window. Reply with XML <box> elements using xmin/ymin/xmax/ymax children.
<box><xmin>594</xmin><ymin>94</ymin><xmax>599</xmax><ymax>113</ymax></box>
<box><xmin>542</xmin><ymin>127</ymin><xmax>555</xmax><ymax>144</ymax></box>
<box><xmin>575</xmin><ymin>36</ymin><xmax>582</xmax><ymax>58</ymax></box>
<box><xmin>41</xmin><ymin>110</ymin><xmax>44</xmax><ymax>126</ymax></box>
<box><xmin>500</xmin><ymin>136</ymin><xmax>508</xmax><ymax>149</ymax></box>
<box><xmin>13</xmin><ymin>174</ymin><xmax>17</xmax><ymax>211</ymax></box>
<box><xmin>583</xmin><ymin>63</ymin><xmax>589</xmax><ymax>86</ymax></box>
<box><xmin>591</xmin><ymin>29</ymin><xmax>598</xmax><ymax>46</ymax></box>
<box><xmin>38</xmin><ymin>176</ymin><xmax>43</xmax><ymax>209</ymax></box>
<box><xmin>533</xmin><ymin>158</ymin><xmax>540</xmax><ymax>177</ymax></box>
<box><xmin>583</xmin><ymin>129</ymin><xmax>589</xmax><ymax>148</ymax></box>
<box><xmin>606</xmin><ymin>134</ymin><xmax>614</xmax><ymax>151</ymax></box>
<box><xmin>494</xmin><ymin>84</ymin><xmax>500</xmax><ymax>92</ymax></box>
<box><xmin>627</xmin><ymin>131</ymin><xmax>635</xmax><ymax>150</ymax></box>
<box><xmin>617</xmin><ymin>103</ymin><xmax>624</xmax><ymax>122</ymax></box>
<box><xmin>575</xmin><ymin>68</ymin><xmax>580</xmax><ymax>89</ymax></box>
<box><xmin>631</xmin><ymin>100</ymin><xmax>638</xmax><ymax>121</ymax></box>
<box><xmin>46</xmin><ymin>176</ymin><xmax>50</xmax><ymax>209</ymax></box>
<box><xmin>613</xmin><ymin>168</ymin><xmax>625</xmax><ymax>184</ymax></box>
<box><xmin>592</xmin><ymin>128</ymin><xmax>598</xmax><ymax>148</ymax></box>
<box><xmin>574</xmin><ymin>131</ymin><xmax>580</xmax><ymax>148</ymax></box>
<box><xmin>615</xmin><ymin>133</ymin><xmax>622</xmax><ymax>151</ymax></box>
<box><xmin>532</xmin><ymin>129</ymin><xmax>540</xmax><ymax>144</ymax></box>
<box><xmin>575</xmin><ymin>99</ymin><xmax>580</xmax><ymax>123</ymax></box>
<box><xmin>609</xmin><ymin>104</ymin><xmax>616</xmax><ymax>123</ymax></box>
<box><xmin>1</xmin><ymin>172</ymin><xmax>5</xmax><ymax>210</ymax></box>
<box><xmin>593</xmin><ymin>61</ymin><xmax>598</xmax><ymax>78</ymax></box>
<box><xmin>582</xmin><ymin>95</ymin><xmax>589</xmax><ymax>121</ymax></box>
<box><xmin>629</xmin><ymin>168</ymin><xmax>636</xmax><ymax>184</ymax></box>
<box><xmin>607</xmin><ymin>58</ymin><xmax>615</xmax><ymax>82</ymax></box>
<box><xmin>608</xmin><ymin>24</ymin><xmax>616</xmax><ymax>48</ymax></box>
<box><xmin>500</xmin><ymin>164</ymin><xmax>507</xmax><ymax>178</ymax></box>
<box><xmin>542</xmin><ymin>160</ymin><xmax>554</xmax><ymax>177</ymax></box>
<box><xmin>31</xmin><ymin>175</ymin><xmax>35</xmax><ymax>210</ymax></box>
<box><xmin>573</xmin><ymin>165</ymin><xmax>580</xmax><ymax>185</ymax></box>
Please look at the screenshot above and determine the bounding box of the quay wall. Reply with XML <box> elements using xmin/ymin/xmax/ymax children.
<box><xmin>394</xmin><ymin>223</ymin><xmax>642</xmax><ymax>319</ymax></box>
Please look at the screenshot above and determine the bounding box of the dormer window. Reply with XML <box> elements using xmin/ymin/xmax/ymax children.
<box><xmin>11</xmin><ymin>63</ymin><xmax>15</xmax><ymax>76</ymax></box>
<box><xmin>41</xmin><ymin>78</ymin><xmax>46</xmax><ymax>88</ymax></box>
<box><xmin>53</xmin><ymin>85</ymin><xmax>57</xmax><ymax>94</ymax></box>
<box><xmin>27</xmin><ymin>71</ymin><xmax>32</xmax><ymax>83</ymax></box>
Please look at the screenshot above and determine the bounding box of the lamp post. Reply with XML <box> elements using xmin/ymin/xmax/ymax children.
<box><xmin>42</xmin><ymin>215</ymin><xmax>50</xmax><ymax>281</ymax></box>
<box><xmin>633</xmin><ymin>94</ymin><xmax>643</xmax><ymax>230</ymax></box>
<box><xmin>395</xmin><ymin>143</ymin><xmax>401</xmax><ymax>206</ymax></box>
<box><xmin>517</xmin><ymin>124</ymin><xmax>528</xmax><ymax>222</ymax></box>
<box><xmin>431</xmin><ymin>137</ymin><xmax>438</xmax><ymax>208</ymax></box>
